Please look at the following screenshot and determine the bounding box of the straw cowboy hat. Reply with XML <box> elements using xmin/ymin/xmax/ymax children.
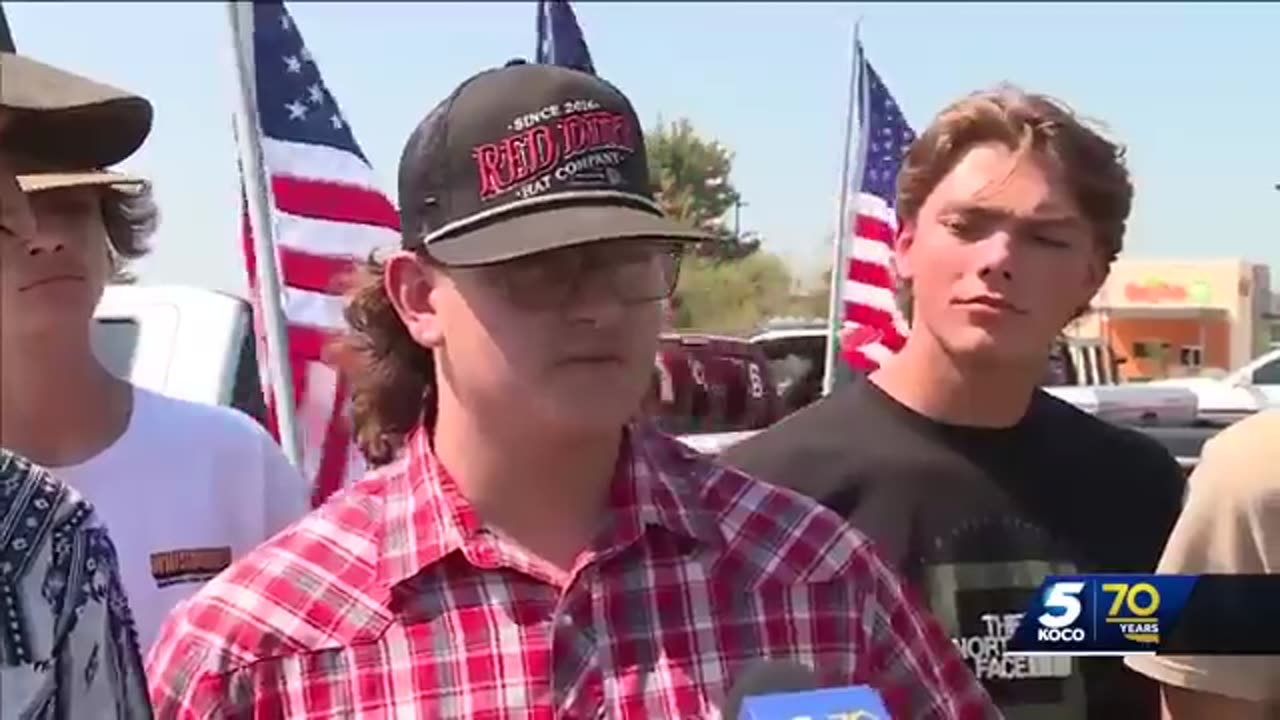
<box><xmin>0</xmin><ymin>25</ymin><xmax>152</xmax><ymax>192</ymax></box>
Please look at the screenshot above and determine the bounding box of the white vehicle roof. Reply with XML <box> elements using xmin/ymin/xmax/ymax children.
<box><xmin>93</xmin><ymin>285</ymin><xmax>253</xmax><ymax>406</ymax></box>
<box><xmin>95</xmin><ymin>284</ymin><xmax>248</xmax><ymax>318</ymax></box>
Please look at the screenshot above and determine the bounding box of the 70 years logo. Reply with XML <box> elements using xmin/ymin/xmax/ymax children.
<box><xmin>1007</xmin><ymin>575</ymin><xmax>1198</xmax><ymax>656</ymax></box>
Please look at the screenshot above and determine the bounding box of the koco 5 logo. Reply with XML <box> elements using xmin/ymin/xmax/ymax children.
<box><xmin>1036</xmin><ymin>581</ymin><xmax>1088</xmax><ymax>642</ymax></box>
<box><xmin>1036</xmin><ymin>580</ymin><xmax>1161</xmax><ymax>644</ymax></box>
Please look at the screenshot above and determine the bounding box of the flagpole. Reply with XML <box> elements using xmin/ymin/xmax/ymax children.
<box><xmin>535</xmin><ymin>0</ymin><xmax>546</xmax><ymax>61</ymax></box>
<box><xmin>226</xmin><ymin>0</ymin><xmax>303</xmax><ymax>468</ymax></box>
<box><xmin>821</xmin><ymin>20</ymin><xmax>865</xmax><ymax>397</ymax></box>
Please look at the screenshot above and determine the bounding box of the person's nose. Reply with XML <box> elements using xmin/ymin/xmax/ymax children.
<box><xmin>23</xmin><ymin>231</ymin><xmax>64</xmax><ymax>257</ymax></box>
<box><xmin>563</xmin><ymin>270</ymin><xmax>626</xmax><ymax>326</ymax></box>
<box><xmin>975</xmin><ymin>230</ymin><xmax>1016</xmax><ymax>283</ymax></box>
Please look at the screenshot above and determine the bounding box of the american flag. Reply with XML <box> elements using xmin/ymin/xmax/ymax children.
<box><xmin>839</xmin><ymin>42</ymin><xmax>916</xmax><ymax>372</ymax></box>
<box><xmin>238</xmin><ymin>2</ymin><xmax>397</xmax><ymax>506</ymax></box>
<box><xmin>0</xmin><ymin>1</ymin><xmax>15</xmax><ymax>53</ymax></box>
<box><xmin>535</xmin><ymin>0</ymin><xmax>595</xmax><ymax>73</ymax></box>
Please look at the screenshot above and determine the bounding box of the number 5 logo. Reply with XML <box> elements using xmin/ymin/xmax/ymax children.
<box><xmin>1039</xmin><ymin>581</ymin><xmax>1086</xmax><ymax>628</ymax></box>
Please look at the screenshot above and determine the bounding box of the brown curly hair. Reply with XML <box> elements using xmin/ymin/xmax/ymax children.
<box><xmin>101</xmin><ymin>183</ymin><xmax>158</xmax><ymax>280</ymax></box>
<box><xmin>325</xmin><ymin>256</ymin><xmax>436</xmax><ymax>467</ymax></box>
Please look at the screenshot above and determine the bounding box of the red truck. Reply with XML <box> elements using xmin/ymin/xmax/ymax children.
<box><xmin>645</xmin><ymin>334</ymin><xmax>783</xmax><ymax>447</ymax></box>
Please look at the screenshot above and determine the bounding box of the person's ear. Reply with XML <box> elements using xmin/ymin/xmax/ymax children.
<box><xmin>384</xmin><ymin>251</ymin><xmax>444</xmax><ymax>348</ymax></box>
<box><xmin>893</xmin><ymin>215</ymin><xmax>917</xmax><ymax>283</ymax></box>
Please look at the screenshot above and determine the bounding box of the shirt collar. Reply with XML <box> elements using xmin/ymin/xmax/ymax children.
<box><xmin>607</xmin><ymin>423</ymin><xmax>723</xmax><ymax>551</ymax></box>
<box><xmin>377</xmin><ymin>422</ymin><xmax>722</xmax><ymax>590</ymax></box>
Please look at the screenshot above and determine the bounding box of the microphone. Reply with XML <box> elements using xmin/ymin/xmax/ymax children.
<box><xmin>722</xmin><ymin>660</ymin><xmax>819</xmax><ymax>719</ymax></box>
<box><xmin>722</xmin><ymin>659</ymin><xmax>891</xmax><ymax>720</ymax></box>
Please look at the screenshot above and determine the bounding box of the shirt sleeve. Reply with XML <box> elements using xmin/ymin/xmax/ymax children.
<box><xmin>853</xmin><ymin>546</ymin><xmax>1000</xmax><ymax>720</ymax></box>
<box><xmin>1124</xmin><ymin>412</ymin><xmax>1280</xmax><ymax>702</ymax></box>
<box><xmin>58</xmin><ymin>522</ymin><xmax>155</xmax><ymax>719</ymax></box>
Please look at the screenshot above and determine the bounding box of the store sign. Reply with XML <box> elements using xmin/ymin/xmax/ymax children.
<box><xmin>1123</xmin><ymin>278</ymin><xmax>1213</xmax><ymax>305</ymax></box>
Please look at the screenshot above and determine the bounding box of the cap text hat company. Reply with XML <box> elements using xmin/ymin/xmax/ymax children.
<box><xmin>398</xmin><ymin>61</ymin><xmax>713</xmax><ymax>267</ymax></box>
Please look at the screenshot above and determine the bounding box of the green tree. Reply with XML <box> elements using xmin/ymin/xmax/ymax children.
<box><xmin>672</xmin><ymin>251</ymin><xmax>798</xmax><ymax>335</ymax></box>
<box><xmin>645</xmin><ymin>117</ymin><xmax>758</xmax><ymax>259</ymax></box>
<box><xmin>785</xmin><ymin>262</ymin><xmax>834</xmax><ymax>320</ymax></box>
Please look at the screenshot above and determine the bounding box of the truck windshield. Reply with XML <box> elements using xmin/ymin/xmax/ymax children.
<box><xmin>91</xmin><ymin>318</ymin><xmax>141</xmax><ymax>380</ymax></box>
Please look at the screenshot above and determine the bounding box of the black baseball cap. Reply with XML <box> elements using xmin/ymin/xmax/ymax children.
<box><xmin>397</xmin><ymin>61</ymin><xmax>713</xmax><ymax>267</ymax></box>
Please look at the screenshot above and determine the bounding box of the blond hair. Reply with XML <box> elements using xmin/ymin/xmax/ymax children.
<box><xmin>897</xmin><ymin>85</ymin><xmax>1133</xmax><ymax>263</ymax></box>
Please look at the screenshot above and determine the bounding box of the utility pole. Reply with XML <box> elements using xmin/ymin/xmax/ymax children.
<box><xmin>732</xmin><ymin>198</ymin><xmax>749</xmax><ymax>240</ymax></box>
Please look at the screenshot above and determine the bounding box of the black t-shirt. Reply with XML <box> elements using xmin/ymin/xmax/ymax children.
<box><xmin>721</xmin><ymin>378</ymin><xmax>1186</xmax><ymax>720</ymax></box>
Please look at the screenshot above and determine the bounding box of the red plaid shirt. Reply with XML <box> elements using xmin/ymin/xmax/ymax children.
<box><xmin>146</xmin><ymin>424</ymin><xmax>995</xmax><ymax>719</ymax></box>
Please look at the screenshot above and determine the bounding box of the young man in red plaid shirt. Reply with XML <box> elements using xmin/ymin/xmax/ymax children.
<box><xmin>146</xmin><ymin>61</ymin><xmax>996</xmax><ymax>719</ymax></box>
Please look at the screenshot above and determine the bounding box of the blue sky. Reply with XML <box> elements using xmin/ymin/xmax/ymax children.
<box><xmin>7</xmin><ymin>1</ymin><xmax>1278</xmax><ymax>296</ymax></box>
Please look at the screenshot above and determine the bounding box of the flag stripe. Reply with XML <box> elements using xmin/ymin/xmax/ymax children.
<box><xmin>278</xmin><ymin>247</ymin><xmax>356</xmax><ymax>295</ymax></box>
<box><xmin>849</xmin><ymin>235</ymin><xmax>893</xmax><ymax>267</ymax></box>
<box><xmin>272</xmin><ymin>176</ymin><xmax>399</xmax><ymax>229</ymax></box>
<box><xmin>263</xmin><ymin>137</ymin><xmax>381</xmax><ymax>191</ymax></box>
<box><xmin>843</xmin><ymin>286</ymin><xmax>899</xmax><ymax>323</ymax></box>
<box><xmin>853</xmin><ymin>214</ymin><xmax>894</xmax><ymax>244</ymax></box>
<box><xmin>242</xmin><ymin>215</ymin><xmax>351</xmax><ymax>330</ymax></box>
<box><xmin>848</xmin><ymin>258</ymin><xmax>894</xmax><ymax>290</ymax></box>
<box><xmin>275</xmin><ymin>211</ymin><xmax>399</xmax><ymax>259</ymax></box>
<box><xmin>282</xmin><ymin>287</ymin><xmax>347</xmax><ymax>333</ymax></box>
<box><xmin>284</xmin><ymin>324</ymin><xmax>334</xmax><ymax>361</ymax></box>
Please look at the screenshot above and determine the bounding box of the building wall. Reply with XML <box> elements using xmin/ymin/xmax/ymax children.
<box><xmin>1104</xmin><ymin>316</ymin><xmax>1230</xmax><ymax>380</ymax></box>
<box><xmin>1250</xmin><ymin>265</ymin><xmax>1275</xmax><ymax>355</ymax></box>
<box><xmin>1260</xmin><ymin>271</ymin><xmax>1280</xmax><ymax>350</ymax></box>
<box><xmin>1069</xmin><ymin>258</ymin><xmax>1270</xmax><ymax>378</ymax></box>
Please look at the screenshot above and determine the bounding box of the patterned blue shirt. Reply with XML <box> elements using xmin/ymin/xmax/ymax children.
<box><xmin>0</xmin><ymin>449</ymin><xmax>151</xmax><ymax>719</ymax></box>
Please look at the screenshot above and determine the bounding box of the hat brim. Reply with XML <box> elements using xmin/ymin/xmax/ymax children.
<box><xmin>16</xmin><ymin>169</ymin><xmax>147</xmax><ymax>193</ymax></box>
<box><xmin>424</xmin><ymin>202</ymin><xmax>716</xmax><ymax>267</ymax></box>
<box><xmin>0</xmin><ymin>52</ymin><xmax>152</xmax><ymax>169</ymax></box>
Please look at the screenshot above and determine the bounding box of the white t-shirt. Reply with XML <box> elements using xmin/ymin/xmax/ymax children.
<box><xmin>54</xmin><ymin>386</ymin><xmax>311</xmax><ymax>653</ymax></box>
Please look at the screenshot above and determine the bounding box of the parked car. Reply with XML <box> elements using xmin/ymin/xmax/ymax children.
<box><xmin>1147</xmin><ymin>347</ymin><xmax>1280</xmax><ymax>424</ymax></box>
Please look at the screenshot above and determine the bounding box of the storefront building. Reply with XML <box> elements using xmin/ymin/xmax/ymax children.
<box><xmin>1269</xmin><ymin>293</ymin><xmax>1280</xmax><ymax>350</ymax></box>
<box><xmin>1066</xmin><ymin>258</ymin><xmax>1274</xmax><ymax>381</ymax></box>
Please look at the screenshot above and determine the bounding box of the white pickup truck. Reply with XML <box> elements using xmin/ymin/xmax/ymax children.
<box><xmin>92</xmin><ymin>284</ymin><xmax>268</xmax><ymax>425</ymax></box>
